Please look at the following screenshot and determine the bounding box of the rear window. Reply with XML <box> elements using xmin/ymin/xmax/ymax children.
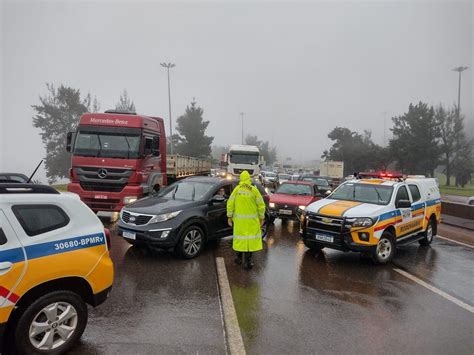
<box><xmin>12</xmin><ymin>205</ymin><xmax>70</xmax><ymax>236</ymax></box>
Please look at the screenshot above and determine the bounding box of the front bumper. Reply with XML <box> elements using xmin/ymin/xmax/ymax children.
<box><xmin>300</xmin><ymin>213</ymin><xmax>377</xmax><ymax>252</ymax></box>
<box><xmin>117</xmin><ymin>218</ymin><xmax>182</xmax><ymax>248</ymax></box>
<box><xmin>68</xmin><ymin>182</ymin><xmax>143</xmax><ymax>212</ymax></box>
<box><xmin>269</xmin><ymin>205</ymin><xmax>301</xmax><ymax>219</ymax></box>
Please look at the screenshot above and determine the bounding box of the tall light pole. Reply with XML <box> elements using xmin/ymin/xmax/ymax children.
<box><xmin>452</xmin><ymin>66</ymin><xmax>469</xmax><ymax>118</ymax></box>
<box><xmin>240</xmin><ymin>112</ymin><xmax>244</xmax><ymax>144</ymax></box>
<box><xmin>161</xmin><ymin>62</ymin><xmax>175</xmax><ymax>153</ymax></box>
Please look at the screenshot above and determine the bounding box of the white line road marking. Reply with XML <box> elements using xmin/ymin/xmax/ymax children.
<box><xmin>216</xmin><ymin>257</ymin><xmax>246</xmax><ymax>355</ymax></box>
<box><xmin>393</xmin><ymin>268</ymin><xmax>474</xmax><ymax>314</ymax></box>
<box><xmin>437</xmin><ymin>235</ymin><xmax>474</xmax><ymax>249</ymax></box>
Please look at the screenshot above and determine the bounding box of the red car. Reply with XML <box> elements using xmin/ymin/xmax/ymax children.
<box><xmin>268</xmin><ymin>181</ymin><xmax>325</xmax><ymax>222</ymax></box>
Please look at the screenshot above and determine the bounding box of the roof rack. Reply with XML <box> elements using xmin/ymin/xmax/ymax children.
<box><xmin>0</xmin><ymin>184</ymin><xmax>60</xmax><ymax>195</ymax></box>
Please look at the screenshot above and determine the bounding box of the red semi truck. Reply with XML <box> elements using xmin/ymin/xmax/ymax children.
<box><xmin>66</xmin><ymin>111</ymin><xmax>211</xmax><ymax>212</ymax></box>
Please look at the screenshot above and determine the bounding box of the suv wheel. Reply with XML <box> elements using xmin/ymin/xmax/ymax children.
<box><xmin>176</xmin><ymin>225</ymin><xmax>205</xmax><ymax>259</ymax></box>
<box><xmin>372</xmin><ymin>231</ymin><xmax>396</xmax><ymax>264</ymax></box>
<box><xmin>419</xmin><ymin>218</ymin><xmax>436</xmax><ymax>246</ymax></box>
<box><xmin>15</xmin><ymin>290</ymin><xmax>88</xmax><ymax>354</ymax></box>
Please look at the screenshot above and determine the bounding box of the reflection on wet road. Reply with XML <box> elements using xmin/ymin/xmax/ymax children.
<box><xmin>71</xmin><ymin>218</ymin><xmax>473</xmax><ymax>354</ymax></box>
<box><xmin>216</xmin><ymin>220</ymin><xmax>474</xmax><ymax>354</ymax></box>
<box><xmin>70</xmin><ymin>223</ymin><xmax>226</xmax><ymax>354</ymax></box>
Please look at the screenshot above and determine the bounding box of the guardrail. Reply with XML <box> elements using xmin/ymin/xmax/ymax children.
<box><xmin>441</xmin><ymin>201</ymin><xmax>474</xmax><ymax>220</ymax></box>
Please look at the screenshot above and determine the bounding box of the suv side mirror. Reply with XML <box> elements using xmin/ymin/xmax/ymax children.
<box><xmin>211</xmin><ymin>195</ymin><xmax>226</xmax><ymax>204</ymax></box>
<box><xmin>396</xmin><ymin>199</ymin><xmax>411</xmax><ymax>209</ymax></box>
<box><xmin>152</xmin><ymin>136</ymin><xmax>160</xmax><ymax>156</ymax></box>
<box><xmin>66</xmin><ymin>132</ymin><xmax>75</xmax><ymax>152</ymax></box>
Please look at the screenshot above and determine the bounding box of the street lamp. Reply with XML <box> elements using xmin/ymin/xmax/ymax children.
<box><xmin>161</xmin><ymin>62</ymin><xmax>176</xmax><ymax>154</ymax></box>
<box><xmin>240</xmin><ymin>112</ymin><xmax>244</xmax><ymax>144</ymax></box>
<box><xmin>452</xmin><ymin>66</ymin><xmax>469</xmax><ymax>118</ymax></box>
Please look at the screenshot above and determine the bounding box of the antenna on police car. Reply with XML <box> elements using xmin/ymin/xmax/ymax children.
<box><xmin>27</xmin><ymin>160</ymin><xmax>44</xmax><ymax>183</ymax></box>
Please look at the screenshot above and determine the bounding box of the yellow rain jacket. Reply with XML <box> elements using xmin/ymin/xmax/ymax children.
<box><xmin>227</xmin><ymin>171</ymin><xmax>266</xmax><ymax>252</ymax></box>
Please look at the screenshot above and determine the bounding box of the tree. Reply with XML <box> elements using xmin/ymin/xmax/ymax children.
<box><xmin>174</xmin><ymin>100</ymin><xmax>214</xmax><ymax>158</ymax></box>
<box><xmin>32</xmin><ymin>84</ymin><xmax>92</xmax><ymax>183</ymax></box>
<box><xmin>244</xmin><ymin>135</ymin><xmax>277</xmax><ymax>165</ymax></box>
<box><xmin>451</xmin><ymin>137</ymin><xmax>474</xmax><ymax>187</ymax></box>
<box><xmin>322</xmin><ymin>127</ymin><xmax>386</xmax><ymax>176</ymax></box>
<box><xmin>389</xmin><ymin>102</ymin><xmax>440</xmax><ymax>176</ymax></box>
<box><xmin>115</xmin><ymin>90</ymin><xmax>136</xmax><ymax>113</ymax></box>
<box><xmin>435</xmin><ymin>105</ymin><xmax>464</xmax><ymax>186</ymax></box>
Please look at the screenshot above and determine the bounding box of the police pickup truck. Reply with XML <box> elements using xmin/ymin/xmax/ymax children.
<box><xmin>300</xmin><ymin>174</ymin><xmax>441</xmax><ymax>264</ymax></box>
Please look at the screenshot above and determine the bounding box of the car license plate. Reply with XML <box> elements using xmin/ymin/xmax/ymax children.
<box><xmin>279</xmin><ymin>209</ymin><xmax>292</xmax><ymax>215</ymax></box>
<box><xmin>315</xmin><ymin>234</ymin><xmax>333</xmax><ymax>243</ymax></box>
<box><xmin>123</xmin><ymin>231</ymin><xmax>136</xmax><ymax>240</ymax></box>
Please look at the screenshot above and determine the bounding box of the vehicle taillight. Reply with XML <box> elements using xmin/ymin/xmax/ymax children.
<box><xmin>104</xmin><ymin>228</ymin><xmax>111</xmax><ymax>250</ymax></box>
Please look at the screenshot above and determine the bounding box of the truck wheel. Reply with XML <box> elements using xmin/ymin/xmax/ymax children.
<box><xmin>15</xmin><ymin>290</ymin><xmax>88</xmax><ymax>354</ymax></box>
<box><xmin>419</xmin><ymin>218</ymin><xmax>436</xmax><ymax>246</ymax></box>
<box><xmin>372</xmin><ymin>231</ymin><xmax>396</xmax><ymax>264</ymax></box>
<box><xmin>175</xmin><ymin>225</ymin><xmax>205</xmax><ymax>259</ymax></box>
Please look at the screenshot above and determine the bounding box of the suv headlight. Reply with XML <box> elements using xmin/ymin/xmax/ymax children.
<box><xmin>149</xmin><ymin>210</ymin><xmax>181</xmax><ymax>224</ymax></box>
<box><xmin>346</xmin><ymin>217</ymin><xmax>375</xmax><ymax>228</ymax></box>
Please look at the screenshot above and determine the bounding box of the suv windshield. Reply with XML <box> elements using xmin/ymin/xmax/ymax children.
<box><xmin>74</xmin><ymin>130</ymin><xmax>141</xmax><ymax>159</ymax></box>
<box><xmin>330</xmin><ymin>183</ymin><xmax>393</xmax><ymax>205</ymax></box>
<box><xmin>276</xmin><ymin>183</ymin><xmax>312</xmax><ymax>196</ymax></box>
<box><xmin>229</xmin><ymin>153</ymin><xmax>259</xmax><ymax>165</ymax></box>
<box><xmin>157</xmin><ymin>181</ymin><xmax>214</xmax><ymax>201</ymax></box>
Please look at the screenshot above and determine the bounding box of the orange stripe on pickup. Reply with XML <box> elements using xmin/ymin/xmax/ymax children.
<box><xmin>319</xmin><ymin>200</ymin><xmax>362</xmax><ymax>217</ymax></box>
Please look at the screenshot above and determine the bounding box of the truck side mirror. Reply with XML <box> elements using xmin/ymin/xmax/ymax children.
<box><xmin>66</xmin><ymin>132</ymin><xmax>75</xmax><ymax>152</ymax></box>
<box><xmin>152</xmin><ymin>136</ymin><xmax>160</xmax><ymax>156</ymax></box>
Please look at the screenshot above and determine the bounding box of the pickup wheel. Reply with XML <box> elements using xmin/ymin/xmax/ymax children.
<box><xmin>303</xmin><ymin>240</ymin><xmax>323</xmax><ymax>254</ymax></box>
<box><xmin>175</xmin><ymin>225</ymin><xmax>205</xmax><ymax>259</ymax></box>
<box><xmin>419</xmin><ymin>218</ymin><xmax>436</xmax><ymax>246</ymax></box>
<box><xmin>15</xmin><ymin>290</ymin><xmax>88</xmax><ymax>355</ymax></box>
<box><xmin>372</xmin><ymin>231</ymin><xmax>396</xmax><ymax>264</ymax></box>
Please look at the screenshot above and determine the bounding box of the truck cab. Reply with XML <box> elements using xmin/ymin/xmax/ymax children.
<box><xmin>226</xmin><ymin>144</ymin><xmax>263</xmax><ymax>177</ymax></box>
<box><xmin>67</xmin><ymin>112</ymin><xmax>166</xmax><ymax>212</ymax></box>
<box><xmin>300</xmin><ymin>174</ymin><xmax>441</xmax><ymax>264</ymax></box>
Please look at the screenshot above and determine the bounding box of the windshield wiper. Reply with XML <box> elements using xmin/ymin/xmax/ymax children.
<box><xmin>373</xmin><ymin>187</ymin><xmax>384</xmax><ymax>204</ymax></box>
<box><xmin>124</xmin><ymin>136</ymin><xmax>131</xmax><ymax>159</ymax></box>
<box><xmin>96</xmin><ymin>135</ymin><xmax>103</xmax><ymax>157</ymax></box>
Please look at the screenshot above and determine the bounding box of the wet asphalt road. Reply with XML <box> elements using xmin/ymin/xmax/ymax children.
<box><xmin>71</xmin><ymin>219</ymin><xmax>473</xmax><ymax>354</ymax></box>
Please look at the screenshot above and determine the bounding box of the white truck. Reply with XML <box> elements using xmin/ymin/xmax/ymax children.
<box><xmin>319</xmin><ymin>161</ymin><xmax>344</xmax><ymax>179</ymax></box>
<box><xmin>226</xmin><ymin>144</ymin><xmax>264</xmax><ymax>177</ymax></box>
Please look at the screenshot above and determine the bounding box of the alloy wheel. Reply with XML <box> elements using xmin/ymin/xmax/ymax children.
<box><xmin>183</xmin><ymin>229</ymin><xmax>203</xmax><ymax>257</ymax></box>
<box><xmin>376</xmin><ymin>238</ymin><xmax>392</xmax><ymax>261</ymax></box>
<box><xmin>29</xmin><ymin>302</ymin><xmax>78</xmax><ymax>351</ymax></box>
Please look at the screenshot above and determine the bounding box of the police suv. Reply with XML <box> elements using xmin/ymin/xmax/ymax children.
<box><xmin>0</xmin><ymin>184</ymin><xmax>114</xmax><ymax>353</ymax></box>
<box><xmin>300</xmin><ymin>174</ymin><xmax>441</xmax><ymax>264</ymax></box>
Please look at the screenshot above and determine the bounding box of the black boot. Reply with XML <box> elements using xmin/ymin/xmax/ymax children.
<box><xmin>234</xmin><ymin>252</ymin><xmax>243</xmax><ymax>265</ymax></box>
<box><xmin>244</xmin><ymin>252</ymin><xmax>254</xmax><ymax>270</ymax></box>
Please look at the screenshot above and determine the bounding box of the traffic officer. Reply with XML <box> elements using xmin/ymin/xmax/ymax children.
<box><xmin>227</xmin><ymin>170</ymin><xmax>266</xmax><ymax>270</ymax></box>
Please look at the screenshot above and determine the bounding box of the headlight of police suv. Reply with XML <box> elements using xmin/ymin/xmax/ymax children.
<box><xmin>346</xmin><ymin>217</ymin><xmax>375</xmax><ymax>227</ymax></box>
<box><xmin>149</xmin><ymin>210</ymin><xmax>182</xmax><ymax>224</ymax></box>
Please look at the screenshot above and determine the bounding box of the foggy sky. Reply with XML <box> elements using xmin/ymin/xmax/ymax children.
<box><xmin>1</xmin><ymin>0</ymin><xmax>472</xmax><ymax>181</ymax></box>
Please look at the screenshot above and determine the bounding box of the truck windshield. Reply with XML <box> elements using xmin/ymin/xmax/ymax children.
<box><xmin>329</xmin><ymin>183</ymin><xmax>393</xmax><ymax>205</ymax></box>
<box><xmin>229</xmin><ymin>153</ymin><xmax>259</xmax><ymax>165</ymax></box>
<box><xmin>74</xmin><ymin>131</ymin><xmax>141</xmax><ymax>159</ymax></box>
<box><xmin>157</xmin><ymin>181</ymin><xmax>214</xmax><ymax>201</ymax></box>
